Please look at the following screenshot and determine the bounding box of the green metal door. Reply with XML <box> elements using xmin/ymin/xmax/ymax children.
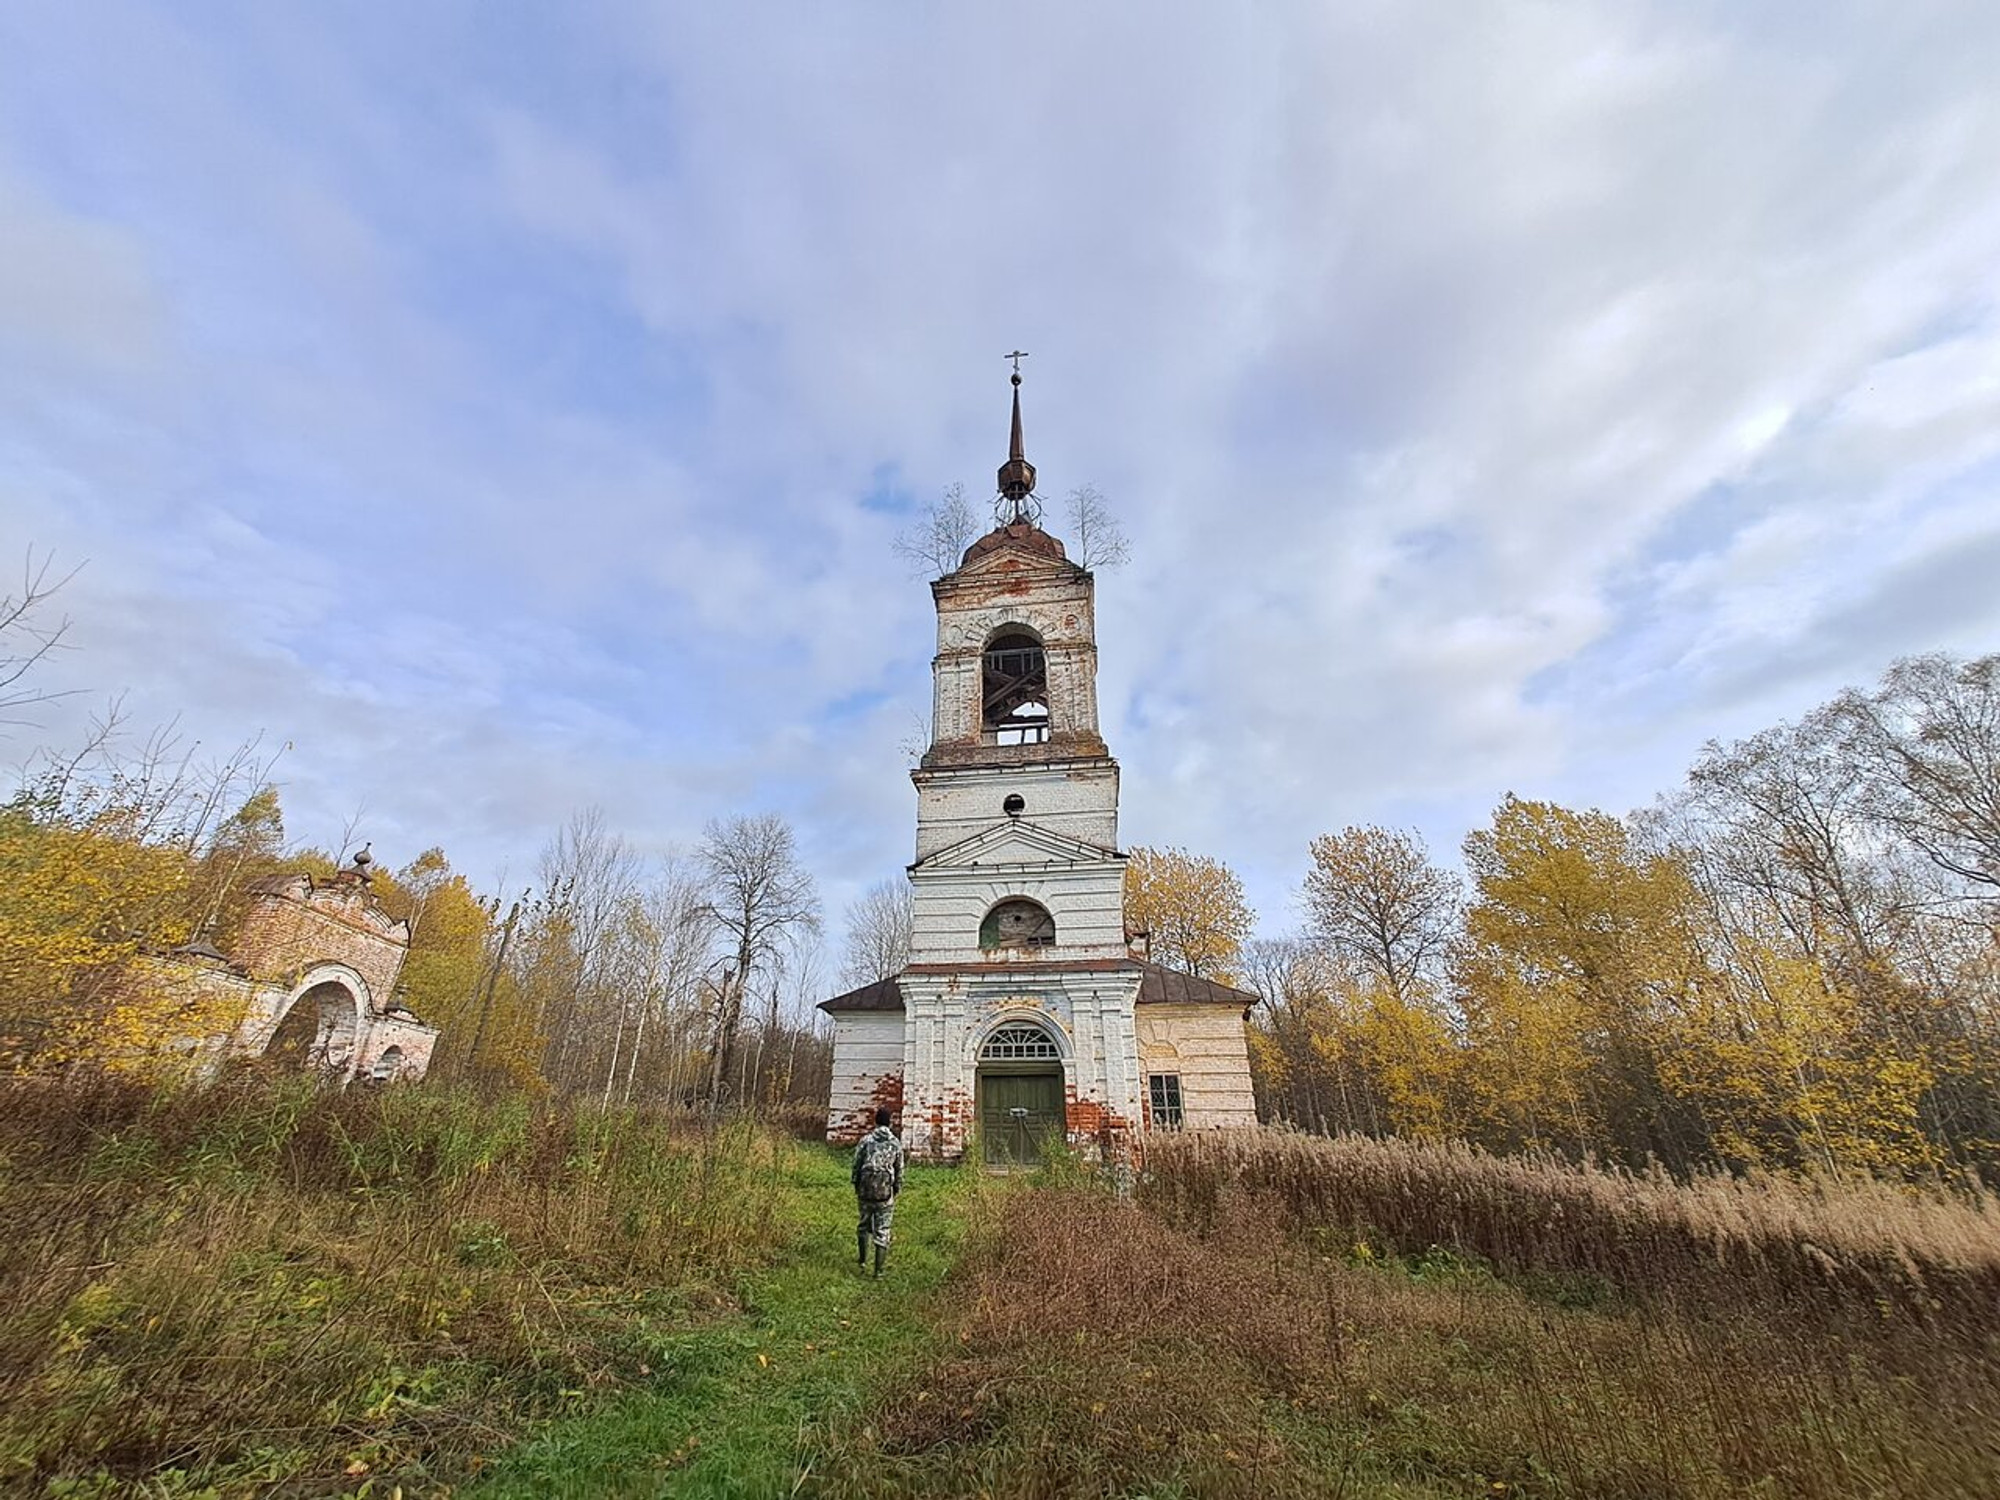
<box><xmin>978</xmin><ymin>1068</ymin><xmax>1065</xmax><ymax>1167</ymax></box>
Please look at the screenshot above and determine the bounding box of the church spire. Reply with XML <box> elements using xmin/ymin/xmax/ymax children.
<box><xmin>997</xmin><ymin>351</ymin><xmax>1037</xmax><ymax>522</ymax></box>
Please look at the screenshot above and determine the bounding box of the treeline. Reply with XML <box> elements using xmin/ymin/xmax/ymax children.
<box><xmin>0</xmin><ymin>708</ymin><xmax>835</xmax><ymax>1117</ymax></box>
<box><xmin>9</xmin><ymin>608</ymin><xmax>1997</xmax><ymax>1178</ymax></box>
<box><xmin>1249</xmin><ymin>651</ymin><xmax>2000</xmax><ymax>1177</ymax></box>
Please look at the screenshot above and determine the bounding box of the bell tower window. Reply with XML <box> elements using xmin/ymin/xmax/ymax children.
<box><xmin>983</xmin><ymin>631</ymin><xmax>1050</xmax><ymax>745</ymax></box>
<box><xmin>979</xmin><ymin>897</ymin><xmax>1057</xmax><ymax>951</ymax></box>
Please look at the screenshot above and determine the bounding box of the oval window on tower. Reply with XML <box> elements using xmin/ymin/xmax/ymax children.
<box><xmin>979</xmin><ymin>897</ymin><xmax>1056</xmax><ymax>951</ymax></box>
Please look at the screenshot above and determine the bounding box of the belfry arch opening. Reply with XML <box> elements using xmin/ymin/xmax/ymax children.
<box><xmin>980</xmin><ymin>897</ymin><xmax>1056</xmax><ymax>951</ymax></box>
<box><xmin>983</xmin><ymin>629</ymin><xmax>1049</xmax><ymax>745</ymax></box>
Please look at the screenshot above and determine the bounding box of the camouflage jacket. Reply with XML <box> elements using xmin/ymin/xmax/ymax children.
<box><xmin>852</xmin><ymin>1126</ymin><xmax>904</xmax><ymax>1201</ymax></box>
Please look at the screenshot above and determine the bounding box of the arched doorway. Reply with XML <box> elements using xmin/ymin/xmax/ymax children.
<box><xmin>975</xmin><ymin>1018</ymin><xmax>1065</xmax><ymax>1167</ymax></box>
<box><xmin>262</xmin><ymin>981</ymin><xmax>361</xmax><ymax>1078</ymax></box>
<box><xmin>367</xmin><ymin>1045</ymin><xmax>406</xmax><ymax>1084</ymax></box>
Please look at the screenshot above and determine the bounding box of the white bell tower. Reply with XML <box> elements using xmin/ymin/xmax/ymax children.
<box><xmin>889</xmin><ymin>367</ymin><xmax>1143</xmax><ymax>1159</ymax></box>
<box><xmin>819</xmin><ymin>362</ymin><xmax>1261</xmax><ymax>1160</ymax></box>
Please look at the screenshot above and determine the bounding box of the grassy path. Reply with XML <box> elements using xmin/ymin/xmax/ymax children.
<box><xmin>469</xmin><ymin>1146</ymin><xmax>974</xmax><ymax>1499</ymax></box>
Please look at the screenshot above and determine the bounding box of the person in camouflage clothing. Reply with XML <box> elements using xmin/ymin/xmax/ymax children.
<box><xmin>851</xmin><ymin>1106</ymin><xmax>904</xmax><ymax>1278</ymax></box>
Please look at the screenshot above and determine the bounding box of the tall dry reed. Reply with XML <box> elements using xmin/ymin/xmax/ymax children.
<box><xmin>1142</xmin><ymin>1127</ymin><xmax>2000</xmax><ymax>1324</ymax></box>
<box><xmin>831</xmin><ymin>1182</ymin><xmax>2000</xmax><ymax>1500</ymax></box>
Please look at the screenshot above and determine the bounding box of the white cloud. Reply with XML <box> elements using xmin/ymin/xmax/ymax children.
<box><xmin>2</xmin><ymin>1</ymin><xmax>1998</xmax><ymax>939</ymax></box>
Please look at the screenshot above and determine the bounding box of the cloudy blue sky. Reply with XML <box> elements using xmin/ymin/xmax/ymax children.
<box><xmin>4</xmin><ymin>2</ymin><xmax>1999</xmax><ymax>955</ymax></box>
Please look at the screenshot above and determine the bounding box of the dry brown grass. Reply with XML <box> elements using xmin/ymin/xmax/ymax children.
<box><xmin>1143</xmin><ymin>1128</ymin><xmax>2000</xmax><ymax>1326</ymax></box>
<box><xmin>813</xmin><ymin>1137</ymin><xmax>2000</xmax><ymax>1499</ymax></box>
<box><xmin>0</xmin><ymin>1072</ymin><xmax>787</xmax><ymax>1495</ymax></box>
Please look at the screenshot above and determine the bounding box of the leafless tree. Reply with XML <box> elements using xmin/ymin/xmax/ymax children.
<box><xmin>0</xmin><ymin>548</ymin><xmax>81</xmax><ymax>730</ymax></box>
<box><xmin>745</xmin><ymin>934</ymin><xmax>831</xmax><ymax>1109</ymax></box>
<box><xmin>1303</xmin><ymin>826</ymin><xmax>1461</xmax><ymax>1003</ymax></box>
<box><xmin>1238</xmin><ymin>936</ymin><xmax>1366</xmax><ymax>1134</ymax></box>
<box><xmin>891</xmin><ymin>483</ymin><xmax>978</xmax><ymax>578</ymax></box>
<box><xmin>697</xmin><ymin>813</ymin><xmax>821</xmax><ymax>1107</ymax></box>
<box><xmin>532</xmin><ymin>807</ymin><xmax>643</xmax><ymax>1091</ymax></box>
<box><xmin>1064</xmin><ymin>484</ymin><xmax>1130</xmax><ymax>571</ymax></box>
<box><xmin>1684</xmin><ymin>717</ymin><xmax>1904</xmax><ymax>966</ymax></box>
<box><xmin>1833</xmin><ymin>652</ymin><xmax>2000</xmax><ymax>895</ymax></box>
<box><xmin>605</xmin><ymin>853</ymin><xmax>713</xmax><ymax>1107</ymax></box>
<box><xmin>16</xmin><ymin>701</ymin><xmax>279</xmax><ymax>858</ymax></box>
<box><xmin>896</xmin><ymin>708</ymin><xmax>934</xmax><ymax>767</ymax></box>
<box><xmin>838</xmin><ymin>877</ymin><xmax>913</xmax><ymax>989</ymax></box>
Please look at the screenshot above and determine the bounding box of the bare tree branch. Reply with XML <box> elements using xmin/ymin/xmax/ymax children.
<box><xmin>697</xmin><ymin>813</ymin><xmax>821</xmax><ymax>1106</ymax></box>
<box><xmin>1064</xmin><ymin>484</ymin><xmax>1130</xmax><ymax>571</ymax></box>
<box><xmin>838</xmin><ymin>878</ymin><xmax>912</xmax><ymax>988</ymax></box>
<box><xmin>0</xmin><ymin>548</ymin><xmax>84</xmax><ymax>729</ymax></box>
<box><xmin>891</xmin><ymin>483</ymin><xmax>978</xmax><ymax>578</ymax></box>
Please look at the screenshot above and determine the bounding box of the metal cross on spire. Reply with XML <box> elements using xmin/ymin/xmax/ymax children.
<box><xmin>996</xmin><ymin>351</ymin><xmax>1039</xmax><ymax>524</ymax></box>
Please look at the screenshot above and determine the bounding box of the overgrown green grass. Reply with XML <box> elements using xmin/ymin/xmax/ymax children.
<box><xmin>13</xmin><ymin>1084</ymin><xmax>1998</xmax><ymax>1499</ymax></box>
<box><xmin>470</xmin><ymin>1148</ymin><xmax>983</xmax><ymax>1498</ymax></box>
<box><xmin>0</xmin><ymin>1073</ymin><xmax>788</xmax><ymax>1496</ymax></box>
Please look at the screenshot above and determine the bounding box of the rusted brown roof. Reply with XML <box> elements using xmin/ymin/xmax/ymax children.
<box><xmin>1131</xmin><ymin>961</ymin><xmax>1261</xmax><ymax>1008</ymax></box>
<box><xmin>819</xmin><ymin>976</ymin><xmax>905</xmax><ymax>1014</ymax></box>
<box><xmin>958</xmin><ymin>521</ymin><xmax>1068</xmax><ymax>568</ymax></box>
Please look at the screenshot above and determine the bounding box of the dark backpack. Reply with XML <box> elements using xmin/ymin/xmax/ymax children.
<box><xmin>857</xmin><ymin>1138</ymin><xmax>897</xmax><ymax>1202</ymax></box>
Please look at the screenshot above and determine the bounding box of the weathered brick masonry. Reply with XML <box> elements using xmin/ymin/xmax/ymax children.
<box><xmin>123</xmin><ymin>854</ymin><xmax>439</xmax><ymax>1083</ymax></box>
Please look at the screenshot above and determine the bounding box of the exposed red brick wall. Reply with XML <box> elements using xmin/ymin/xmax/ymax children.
<box><xmin>907</xmin><ymin>1086</ymin><xmax>973</xmax><ymax>1161</ymax></box>
<box><xmin>1065</xmin><ymin>1087</ymin><xmax>1135</xmax><ymax>1166</ymax></box>
<box><xmin>230</xmin><ymin>879</ymin><xmax>407</xmax><ymax>1007</ymax></box>
<box><xmin>831</xmin><ymin>1070</ymin><xmax>909</xmax><ymax>1146</ymax></box>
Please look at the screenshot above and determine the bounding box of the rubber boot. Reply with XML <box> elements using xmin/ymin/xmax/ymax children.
<box><xmin>873</xmin><ymin>1242</ymin><xmax>887</xmax><ymax>1279</ymax></box>
<box><xmin>857</xmin><ymin>1229</ymin><xmax>869</xmax><ymax>1267</ymax></box>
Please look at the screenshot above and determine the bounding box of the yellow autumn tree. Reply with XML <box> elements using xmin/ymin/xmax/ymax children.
<box><xmin>1351</xmin><ymin>986</ymin><xmax>1461</xmax><ymax>1141</ymax></box>
<box><xmin>1303</xmin><ymin>826</ymin><xmax>1460</xmax><ymax>1003</ymax></box>
<box><xmin>1124</xmin><ymin>845</ymin><xmax>1255</xmax><ymax>981</ymax></box>
<box><xmin>1649</xmin><ymin>884</ymin><xmax>1946</xmax><ymax>1174</ymax></box>
<box><xmin>0</xmin><ymin>769</ymin><xmax>288</xmax><ymax>1073</ymax></box>
<box><xmin>370</xmin><ymin>849</ymin><xmax>544</xmax><ymax>1091</ymax></box>
<box><xmin>0</xmin><ymin>805</ymin><xmax>194</xmax><ymax>1068</ymax></box>
<box><xmin>1456</xmin><ymin>795</ymin><xmax>1706</xmax><ymax>1162</ymax></box>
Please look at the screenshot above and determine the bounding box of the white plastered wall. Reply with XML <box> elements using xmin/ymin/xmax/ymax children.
<box><xmin>912</xmin><ymin>761</ymin><xmax>1119</xmax><ymax>861</ymax></box>
<box><xmin>908</xmin><ymin>862</ymin><xmax>1129</xmax><ymax>964</ymax></box>
<box><xmin>827</xmin><ymin>1011</ymin><xmax>907</xmax><ymax>1142</ymax></box>
<box><xmin>899</xmin><ymin>967</ymin><xmax>1144</xmax><ymax>1161</ymax></box>
<box><xmin>1135</xmin><ymin>1004</ymin><xmax>1259</xmax><ymax>1129</ymax></box>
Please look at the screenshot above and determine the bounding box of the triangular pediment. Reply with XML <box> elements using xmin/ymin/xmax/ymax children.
<box><xmin>947</xmin><ymin>522</ymin><xmax>1081</xmax><ymax>581</ymax></box>
<box><xmin>953</xmin><ymin>544</ymin><xmax>1067</xmax><ymax>578</ymax></box>
<box><xmin>914</xmin><ymin>818</ymin><xmax>1121</xmax><ymax>871</ymax></box>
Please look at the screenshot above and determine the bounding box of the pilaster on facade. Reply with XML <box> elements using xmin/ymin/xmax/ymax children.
<box><xmin>895</xmin><ymin>965</ymin><xmax>1144</xmax><ymax>1161</ymax></box>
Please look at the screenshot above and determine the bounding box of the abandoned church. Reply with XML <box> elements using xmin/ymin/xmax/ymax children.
<box><xmin>821</xmin><ymin>374</ymin><xmax>1257</xmax><ymax>1164</ymax></box>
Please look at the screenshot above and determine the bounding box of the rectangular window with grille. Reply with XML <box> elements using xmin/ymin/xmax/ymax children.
<box><xmin>1148</xmin><ymin>1073</ymin><xmax>1184</xmax><ymax>1130</ymax></box>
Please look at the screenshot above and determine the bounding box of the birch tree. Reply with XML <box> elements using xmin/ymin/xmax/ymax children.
<box><xmin>698</xmin><ymin>814</ymin><xmax>821</xmax><ymax>1108</ymax></box>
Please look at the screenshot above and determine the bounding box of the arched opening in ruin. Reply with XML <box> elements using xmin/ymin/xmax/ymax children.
<box><xmin>368</xmin><ymin>1045</ymin><xmax>407</xmax><ymax>1083</ymax></box>
<box><xmin>974</xmin><ymin>1017</ymin><xmax>1066</xmax><ymax>1168</ymax></box>
<box><xmin>262</xmin><ymin>980</ymin><xmax>361</xmax><ymax>1078</ymax></box>
<box><xmin>983</xmin><ymin>629</ymin><xmax>1050</xmax><ymax>745</ymax></box>
<box><xmin>979</xmin><ymin>896</ymin><xmax>1056</xmax><ymax>951</ymax></box>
